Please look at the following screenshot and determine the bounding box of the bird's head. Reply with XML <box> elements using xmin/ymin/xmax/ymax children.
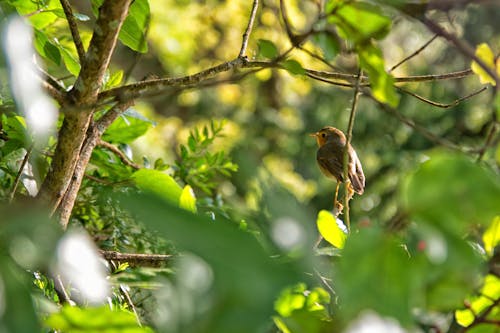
<box><xmin>309</xmin><ymin>126</ymin><xmax>346</xmax><ymax>147</ymax></box>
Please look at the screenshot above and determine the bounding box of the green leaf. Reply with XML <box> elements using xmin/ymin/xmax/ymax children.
<box><xmin>483</xmin><ymin>216</ymin><xmax>500</xmax><ymax>256</ymax></box>
<box><xmin>337</xmin><ymin>228</ymin><xmax>414</xmax><ymax>325</ymax></box>
<box><xmin>328</xmin><ymin>1</ymin><xmax>391</xmax><ymax>43</ymax></box>
<box><xmin>45</xmin><ymin>305</ymin><xmax>154</xmax><ymax>332</ymax></box>
<box><xmin>132</xmin><ymin>169</ymin><xmax>183</xmax><ymax>205</ymax></box>
<box><xmin>102</xmin><ymin>109</ymin><xmax>153</xmax><ymax>143</ymax></box>
<box><xmin>316</xmin><ymin>210</ymin><xmax>346</xmax><ymax>249</ymax></box>
<box><xmin>358</xmin><ymin>42</ymin><xmax>399</xmax><ymax>107</ymax></box>
<box><xmin>119</xmin><ymin>0</ymin><xmax>150</xmax><ymax>53</ymax></box>
<box><xmin>102</xmin><ymin>70</ymin><xmax>124</xmax><ymax>90</ymax></box>
<box><xmin>258</xmin><ymin>39</ymin><xmax>279</xmax><ymax>59</ymax></box>
<box><xmin>11</xmin><ymin>0</ymin><xmax>61</xmax><ymax>30</ymax></box>
<box><xmin>33</xmin><ymin>30</ymin><xmax>61</xmax><ymax>66</ymax></box>
<box><xmin>404</xmin><ymin>151</ymin><xmax>500</xmax><ymax>233</ymax></box>
<box><xmin>313</xmin><ymin>32</ymin><xmax>340</xmax><ymax>61</ymax></box>
<box><xmin>179</xmin><ymin>185</ymin><xmax>197</xmax><ymax>213</ymax></box>
<box><xmin>282</xmin><ymin>59</ymin><xmax>306</xmax><ymax>76</ymax></box>
<box><xmin>56</xmin><ymin>41</ymin><xmax>81</xmax><ymax>76</ymax></box>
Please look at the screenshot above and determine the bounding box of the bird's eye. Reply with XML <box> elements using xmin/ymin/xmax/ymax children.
<box><xmin>321</xmin><ymin>133</ymin><xmax>326</xmax><ymax>138</ymax></box>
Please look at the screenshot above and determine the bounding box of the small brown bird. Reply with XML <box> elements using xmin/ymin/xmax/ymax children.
<box><xmin>310</xmin><ymin>126</ymin><xmax>365</xmax><ymax>209</ymax></box>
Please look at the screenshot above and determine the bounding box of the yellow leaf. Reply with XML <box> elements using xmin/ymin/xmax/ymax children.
<box><xmin>483</xmin><ymin>216</ymin><xmax>500</xmax><ymax>256</ymax></box>
<box><xmin>471</xmin><ymin>43</ymin><xmax>496</xmax><ymax>86</ymax></box>
<box><xmin>316</xmin><ymin>210</ymin><xmax>347</xmax><ymax>249</ymax></box>
<box><xmin>179</xmin><ymin>185</ymin><xmax>197</xmax><ymax>213</ymax></box>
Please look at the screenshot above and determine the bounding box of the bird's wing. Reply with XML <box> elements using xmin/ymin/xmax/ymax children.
<box><xmin>316</xmin><ymin>144</ymin><xmax>343</xmax><ymax>181</ymax></box>
<box><xmin>348</xmin><ymin>147</ymin><xmax>365</xmax><ymax>194</ymax></box>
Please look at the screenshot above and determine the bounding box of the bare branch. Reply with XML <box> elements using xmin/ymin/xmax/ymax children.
<box><xmin>342</xmin><ymin>69</ymin><xmax>363</xmax><ymax>232</ymax></box>
<box><xmin>389</xmin><ymin>35</ymin><xmax>438</xmax><ymax>72</ymax></box>
<box><xmin>397</xmin><ymin>86</ymin><xmax>488</xmax><ymax>108</ymax></box>
<box><xmin>59</xmin><ymin>0</ymin><xmax>85</xmax><ymax>64</ymax></box>
<box><xmin>97</xmin><ymin>139</ymin><xmax>140</xmax><ymax>170</ymax></box>
<box><xmin>100</xmin><ymin>250</ymin><xmax>173</xmax><ymax>266</ymax></box>
<box><xmin>476</xmin><ymin>122</ymin><xmax>499</xmax><ymax>163</ymax></box>
<box><xmin>9</xmin><ymin>143</ymin><xmax>34</xmax><ymax>203</ymax></box>
<box><xmin>421</xmin><ymin>16</ymin><xmax>499</xmax><ymax>88</ymax></box>
<box><xmin>238</xmin><ymin>0</ymin><xmax>259</xmax><ymax>58</ymax></box>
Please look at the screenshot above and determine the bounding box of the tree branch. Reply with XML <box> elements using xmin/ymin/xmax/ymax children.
<box><xmin>59</xmin><ymin>0</ymin><xmax>85</xmax><ymax>64</ymax></box>
<box><xmin>97</xmin><ymin>139</ymin><xmax>140</xmax><ymax>170</ymax></box>
<box><xmin>397</xmin><ymin>86</ymin><xmax>488</xmax><ymax>108</ymax></box>
<box><xmin>9</xmin><ymin>143</ymin><xmax>34</xmax><ymax>203</ymax></box>
<box><xmin>238</xmin><ymin>0</ymin><xmax>259</xmax><ymax>58</ymax></box>
<box><xmin>100</xmin><ymin>250</ymin><xmax>173</xmax><ymax>267</ymax></box>
<box><xmin>389</xmin><ymin>34</ymin><xmax>438</xmax><ymax>72</ymax></box>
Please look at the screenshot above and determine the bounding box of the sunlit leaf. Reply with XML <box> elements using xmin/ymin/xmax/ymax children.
<box><xmin>328</xmin><ymin>2</ymin><xmax>391</xmax><ymax>43</ymax></box>
<box><xmin>483</xmin><ymin>216</ymin><xmax>500</xmax><ymax>256</ymax></box>
<box><xmin>258</xmin><ymin>39</ymin><xmax>279</xmax><ymax>59</ymax></box>
<box><xmin>119</xmin><ymin>0</ymin><xmax>150</xmax><ymax>53</ymax></box>
<box><xmin>102</xmin><ymin>109</ymin><xmax>153</xmax><ymax>143</ymax></box>
<box><xmin>102</xmin><ymin>70</ymin><xmax>124</xmax><ymax>90</ymax></box>
<box><xmin>471</xmin><ymin>43</ymin><xmax>497</xmax><ymax>86</ymax></box>
<box><xmin>358</xmin><ymin>42</ymin><xmax>399</xmax><ymax>107</ymax></box>
<box><xmin>56</xmin><ymin>42</ymin><xmax>81</xmax><ymax>76</ymax></box>
<box><xmin>132</xmin><ymin>169</ymin><xmax>182</xmax><ymax>205</ymax></box>
<box><xmin>179</xmin><ymin>185</ymin><xmax>197</xmax><ymax>212</ymax></box>
<box><xmin>316</xmin><ymin>210</ymin><xmax>346</xmax><ymax>249</ymax></box>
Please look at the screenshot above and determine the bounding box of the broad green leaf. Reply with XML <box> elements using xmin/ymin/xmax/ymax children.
<box><xmin>116</xmin><ymin>192</ymin><xmax>301</xmax><ymax>333</ymax></box>
<box><xmin>102</xmin><ymin>109</ymin><xmax>153</xmax><ymax>143</ymax></box>
<box><xmin>316</xmin><ymin>210</ymin><xmax>346</xmax><ymax>249</ymax></box>
<box><xmin>179</xmin><ymin>185</ymin><xmax>197</xmax><ymax>212</ymax></box>
<box><xmin>45</xmin><ymin>305</ymin><xmax>153</xmax><ymax>332</ymax></box>
<box><xmin>11</xmin><ymin>0</ymin><xmax>61</xmax><ymax>29</ymax></box>
<box><xmin>33</xmin><ymin>30</ymin><xmax>61</xmax><ymax>66</ymax></box>
<box><xmin>358</xmin><ymin>42</ymin><xmax>399</xmax><ymax>107</ymax></box>
<box><xmin>282</xmin><ymin>59</ymin><xmax>306</xmax><ymax>76</ymax></box>
<box><xmin>102</xmin><ymin>70</ymin><xmax>124</xmax><ymax>90</ymax></box>
<box><xmin>404</xmin><ymin>151</ymin><xmax>500</xmax><ymax>233</ymax></box>
<box><xmin>483</xmin><ymin>216</ymin><xmax>500</xmax><ymax>256</ymax></box>
<box><xmin>119</xmin><ymin>0</ymin><xmax>149</xmax><ymax>53</ymax></box>
<box><xmin>258</xmin><ymin>39</ymin><xmax>279</xmax><ymax>59</ymax></box>
<box><xmin>56</xmin><ymin>41</ymin><xmax>81</xmax><ymax>76</ymax></box>
<box><xmin>132</xmin><ymin>169</ymin><xmax>183</xmax><ymax>205</ymax></box>
<box><xmin>328</xmin><ymin>2</ymin><xmax>391</xmax><ymax>43</ymax></box>
<box><xmin>471</xmin><ymin>43</ymin><xmax>498</xmax><ymax>86</ymax></box>
<box><xmin>337</xmin><ymin>228</ymin><xmax>414</xmax><ymax>325</ymax></box>
<box><xmin>313</xmin><ymin>32</ymin><xmax>340</xmax><ymax>61</ymax></box>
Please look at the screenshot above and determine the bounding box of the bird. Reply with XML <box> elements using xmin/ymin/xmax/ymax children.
<box><xmin>310</xmin><ymin>126</ymin><xmax>365</xmax><ymax>211</ymax></box>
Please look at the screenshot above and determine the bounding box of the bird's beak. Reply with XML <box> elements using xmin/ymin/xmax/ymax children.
<box><xmin>309</xmin><ymin>132</ymin><xmax>318</xmax><ymax>138</ymax></box>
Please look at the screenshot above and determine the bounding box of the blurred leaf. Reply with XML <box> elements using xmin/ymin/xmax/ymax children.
<box><xmin>11</xmin><ymin>0</ymin><xmax>61</xmax><ymax>30</ymax></box>
<box><xmin>179</xmin><ymin>185</ymin><xmax>197</xmax><ymax>212</ymax></box>
<box><xmin>328</xmin><ymin>2</ymin><xmax>391</xmax><ymax>43</ymax></box>
<box><xmin>102</xmin><ymin>109</ymin><xmax>153</xmax><ymax>143</ymax></box>
<box><xmin>316</xmin><ymin>210</ymin><xmax>346</xmax><ymax>249</ymax></box>
<box><xmin>282</xmin><ymin>59</ymin><xmax>306</xmax><ymax>76</ymax></box>
<box><xmin>273</xmin><ymin>283</ymin><xmax>332</xmax><ymax>333</ymax></box>
<box><xmin>337</xmin><ymin>227</ymin><xmax>414</xmax><ymax>325</ymax></box>
<box><xmin>471</xmin><ymin>43</ymin><xmax>497</xmax><ymax>86</ymax></box>
<box><xmin>312</xmin><ymin>32</ymin><xmax>340</xmax><ymax>61</ymax></box>
<box><xmin>117</xmin><ymin>192</ymin><xmax>302</xmax><ymax>333</ymax></box>
<box><xmin>483</xmin><ymin>216</ymin><xmax>500</xmax><ymax>256</ymax></box>
<box><xmin>455</xmin><ymin>274</ymin><xmax>500</xmax><ymax>328</ymax></box>
<box><xmin>258</xmin><ymin>39</ymin><xmax>279</xmax><ymax>59</ymax></box>
<box><xmin>132</xmin><ymin>169</ymin><xmax>182</xmax><ymax>205</ymax></box>
<box><xmin>358</xmin><ymin>42</ymin><xmax>399</xmax><ymax>107</ymax></box>
<box><xmin>45</xmin><ymin>305</ymin><xmax>153</xmax><ymax>332</ymax></box>
<box><xmin>404</xmin><ymin>151</ymin><xmax>500</xmax><ymax>233</ymax></box>
<box><xmin>119</xmin><ymin>0</ymin><xmax>149</xmax><ymax>53</ymax></box>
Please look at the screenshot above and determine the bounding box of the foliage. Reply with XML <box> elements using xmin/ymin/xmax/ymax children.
<box><xmin>0</xmin><ymin>0</ymin><xmax>500</xmax><ymax>332</ymax></box>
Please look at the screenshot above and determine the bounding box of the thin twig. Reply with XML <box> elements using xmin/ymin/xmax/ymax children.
<box><xmin>238</xmin><ymin>0</ymin><xmax>259</xmax><ymax>58</ymax></box>
<box><xmin>421</xmin><ymin>16</ymin><xmax>499</xmax><ymax>88</ymax></box>
<box><xmin>476</xmin><ymin>121</ymin><xmax>499</xmax><ymax>162</ymax></box>
<box><xmin>97</xmin><ymin>139</ymin><xmax>141</xmax><ymax>169</ymax></box>
<box><xmin>389</xmin><ymin>35</ymin><xmax>438</xmax><ymax>72</ymax></box>
<box><xmin>342</xmin><ymin>69</ymin><xmax>363</xmax><ymax>232</ymax></box>
<box><xmin>9</xmin><ymin>143</ymin><xmax>34</xmax><ymax>203</ymax></box>
<box><xmin>59</xmin><ymin>0</ymin><xmax>85</xmax><ymax>64</ymax></box>
<box><xmin>397</xmin><ymin>86</ymin><xmax>488</xmax><ymax>108</ymax></box>
<box><xmin>120</xmin><ymin>285</ymin><xmax>142</xmax><ymax>326</ymax></box>
<box><xmin>100</xmin><ymin>250</ymin><xmax>172</xmax><ymax>264</ymax></box>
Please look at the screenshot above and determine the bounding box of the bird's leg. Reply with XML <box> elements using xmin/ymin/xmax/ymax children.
<box><xmin>333</xmin><ymin>181</ymin><xmax>343</xmax><ymax>216</ymax></box>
